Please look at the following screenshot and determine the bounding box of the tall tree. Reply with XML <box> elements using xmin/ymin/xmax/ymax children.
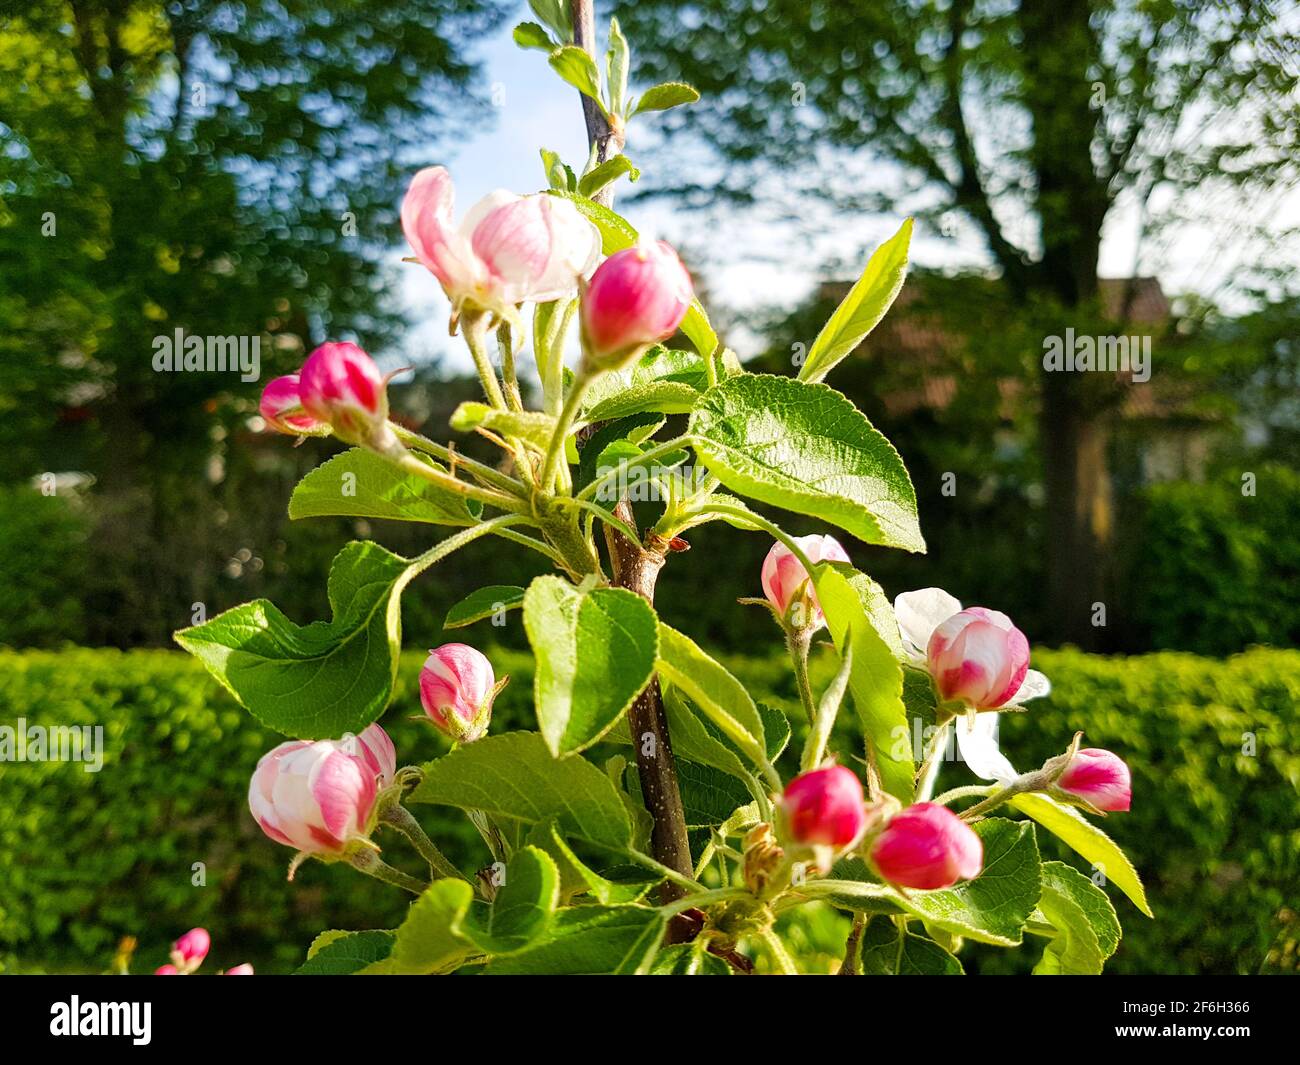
<box><xmin>0</xmin><ymin>0</ymin><xmax>505</xmax><ymax>643</ymax></box>
<box><xmin>615</xmin><ymin>0</ymin><xmax>1299</xmax><ymax>644</ymax></box>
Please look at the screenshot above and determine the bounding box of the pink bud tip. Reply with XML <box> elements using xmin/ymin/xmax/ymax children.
<box><xmin>760</xmin><ymin>534</ymin><xmax>850</xmax><ymax>629</ymax></box>
<box><xmin>580</xmin><ymin>242</ymin><xmax>694</xmax><ymax>370</ymax></box>
<box><xmin>926</xmin><ymin>607</ymin><xmax>1030</xmax><ymax>709</ymax></box>
<box><xmin>224</xmin><ymin>963</ymin><xmax>255</xmax><ymax>975</ymax></box>
<box><xmin>419</xmin><ymin>643</ymin><xmax>498</xmax><ymax>743</ymax></box>
<box><xmin>298</xmin><ymin>341</ymin><xmax>387</xmax><ymax>442</ymax></box>
<box><xmin>1058</xmin><ymin>748</ymin><xmax>1132</xmax><ymax>812</ymax></box>
<box><xmin>341</xmin><ymin>722</ymin><xmax>398</xmax><ymax>787</ymax></box>
<box><xmin>870</xmin><ymin>802</ymin><xmax>984</xmax><ymax>890</ymax></box>
<box><xmin>258</xmin><ymin>374</ymin><xmax>324</xmax><ymax>436</ymax></box>
<box><xmin>781</xmin><ymin>766</ymin><xmax>868</xmax><ymax>848</ymax></box>
<box><xmin>172</xmin><ymin>927</ymin><xmax>210</xmax><ymax>965</ymax></box>
<box><xmin>154</xmin><ymin>964</ymin><xmax>180</xmax><ymax>975</ymax></box>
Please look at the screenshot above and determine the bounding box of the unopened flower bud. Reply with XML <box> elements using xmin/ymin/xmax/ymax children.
<box><xmin>419</xmin><ymin>643</ymin><xmax>503</xmax><ymax>743</ymax></box>
<box><xmin>258</xmin><ymin>374</ymin><xmax>327</xmax><ymax>436</ymax></box>
<box><xmin>1057</xmin><ymin>748</ymin><xmax>1131</xmax><ymax>812</ymax></box>
<box><xmin>247</xmin><ymin>739</ymin><xmax>378</xmax><ymax>860</ymax></box>
<box><xmin>760</xmin><ymin>534</ymin><xmax>850</xmax><ymax>631</ymax></box>
<box><xmin>298</xmin><ymin>342</ymin><xmax>396</xmax><ymax>451</ymax></box>
<box><xmin>869</xmin><ymin>802</ymin><xmax>983</xmax><ymax>890</ymax></box>
<box><xmin>927</xmin><ymin>607</ymin><xmax>1030</xmax><ymax>709</ymax></box>
<box><xmin>340</xmin><ymin>722</ymin><xmax>397</xmax><ymax>787</ymax></box>
<box><xmin>154</xmin><ymin>964</ymin><xmax>179</xmax><ymax>976</ymax></box>
<box><xmin>224</xmin><ymin>963</ymin><xmax>255</xmax><ymax>975</ymax></box>
<box><xmin>580</xmin><ymin>242</ymin><xmax>693</xmax><ymax>371</ymax></box>
<box><xmin>169</xmin><ymin>927</ymin><xmax>210</xmax><ymax>974</ymax></box>
<box><xmin>780</xmin><ymin>765</ymin><xmax>868</xmax><ymax>849</ymax></box>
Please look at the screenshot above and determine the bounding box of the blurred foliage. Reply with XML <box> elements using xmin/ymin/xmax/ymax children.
<box><xmin>0</xmin><ymin>0</ymin><xmax>506</xmax><ymax>642</ymax></box>
<box><xmin>1122</xmin><ymin>464</ymin><xmax>1300</xmax><ymax>656</ymax></box>
<box><xmin>0</xmin><ymin>645</ymin><xmax>1295</xmax><ymax>974</ymax></box>
<box><xmin>0</xmin><ymin>485</ymin><xmax>88</xmax><ymax>647</ymax></box>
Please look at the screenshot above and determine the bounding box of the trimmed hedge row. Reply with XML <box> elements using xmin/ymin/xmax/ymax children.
<box><xmin>0</xmin><ymin>646</ymin><xmax>1296</xmax><ymax>974</ymax></box>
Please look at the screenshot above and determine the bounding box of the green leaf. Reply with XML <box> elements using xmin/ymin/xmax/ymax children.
<box><xmin>367</xmin><ymin>879</ymin><xmax>476</xmax><ymax>974</ymax></box>
<box><xmin>579</xmin><ymin>154</ymin><xmax>640</xmax><ymax>199</ymax></box>
<box><xmin>527</xmin><ymin>0</ymin><xmax>571</xmax><ymax>41</ymax></box>
<box><xmin>407</xmin><ymin>732</ymin><xmax>633</xmax><ymax>850</ymax></box>
<box><xmin>798</xmin><ymin>218</ymin><xmax>913</xmax><ymax>383</ymax></box>
<box><xmin>523</xmin><ymin>575</ymin><xmax>659</xmax><ymax>756</ymax></box>
<box><xmin>689</xmin><ymin>374</ymin><xmax>924</xmax><ymax>552</ymax></box>
<box><xmin>1011</xmin><ymin>792</ymin><xmax>1153</xmax><ymax>916</ymax></box>
<box><xmin>655</xmin><ymin>622</ymin><xmax>769</xmax><ymax>773</ymax></box>
<box><xmin>549</xmin><ymin>46</ymin><xmax>605</xmax><ymax>109</ymax></box>
<box><xmin>176</xmin><ymin>539</ymin><xmax>436</xmax><ymax>737</ymax></box>
<box><xmin>443</xmin><ymin>585</ymin><xmax>525</xmax><ymax>630</ymax></box>
<box><xmin>539</xmin><ymin>147</ymin><xmax>573</xmax><ymax>192</ymax></box>
<box><xmin>532</xmin><ymin>821</ymin><xmax>657</xmax><ymax>904</ymax></box>
<box><xmin>512</xmin><ymin>21</ymin><xmax>554</xmax><ymax>52</ymax></box>
<box><xmin>813</xmin><ymin>564</ymin><xmax>912</xmax><ymax>800</ymax></box>
<box><xmin>546</xmin><ymin>191</ymin><xmax>719</xmax><ymax>358</ymax></box>
<box><xmin>826</xmin><ymin>819</ymin><xmax>1041</xmax><ymax>946</ymax></box>
<box><xmin>606</xmin><ymin>17</ymin><xmax>630</xmax><ymax>116</ymax></box>
<box><xmin>583</xmin><ymin>347</ymin><xmax>709</xmax><ymax>420</ymax></box>
<box><xmin>485</xmin><ymin>904</ymin><xmax>665</xmax><ymax>975</ymax></box>
<box><xmin>576</xmin><ymin>413</ymin><xmax>665</xmax><ymax>492</ymax></box>
<box><xmin>295</xmin><ymin>930</ymin><xmax>395</xmax><ymax>974</ymax></box>
<box><xmin>651</xmin><ymin>944</ymin><xmax>733</xmax><ymax>975</ymax></box>
<box><xmin>467</xmin><ymin>846</ymin><xmax>560</xmax><ymax>954</ymax></box>
<box><xmin>858</xmin><ymin>920</ymin><xmax>964</xmax><ymax>975</ymax></box>
<box><xmin>451</xmin><ymin>401</ymin><xmax>556</xmax><ymax>449</ymax></box>
<box><xmin>288</xmin><ymin>447</ymin><xmax>477</xmax><ymax>526</ymax></box>
<box><xmin>632</xmin><ymin>81</ymin><xmax>701</xmax><ymax>115</ymax></box>
<box><xmin>1032</xmin><ymin>860</ymin><xmax>1121</xmax><ymax>975</ymax></box>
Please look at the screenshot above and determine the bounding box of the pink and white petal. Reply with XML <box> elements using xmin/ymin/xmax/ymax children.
<box><xmin>894</xmin><ymin>588</ymin><xmax>962</xmax><ymax>661</ymax></box>
<box><xmin>1006</xmin><ymin>668</ymin><xmax>1052</xmax><ymax>706</ymax></box>
<box><xmin>955</xmin><ymin>712</ymin><xmax>1018</xmax><ymax>784</ymax></box>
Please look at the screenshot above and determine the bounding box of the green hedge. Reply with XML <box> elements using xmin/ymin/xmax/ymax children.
<box><xmin>1</xmin><ymin>646</ymin><xmax>1296</xmax><ymax>974</ymax></box>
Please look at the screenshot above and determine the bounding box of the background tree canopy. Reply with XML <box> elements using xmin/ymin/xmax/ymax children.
<box><xmin>614</xmin><ymin>0</ymin><xmax>1299</xmax><ymax>645</ymax></box>
<box><xmin>0</xmin><ymin>0</ymin><xmax>507</xmax><ymax>643</ymax></box>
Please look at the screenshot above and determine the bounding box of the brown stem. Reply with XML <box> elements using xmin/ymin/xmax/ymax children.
<box><xmin>569</xmin><ymin>0</ymin><xmax>625</xmax><ymax>202</ymax></box>
<box><xmin>604</xmin><ymin>504</ymin><xmax>695</xmax><ymax>922</ymax></box>
<box><xmin>569</xmin><ymin>0</ymin><xmax>693</xmax><ymax>938</ymax></box>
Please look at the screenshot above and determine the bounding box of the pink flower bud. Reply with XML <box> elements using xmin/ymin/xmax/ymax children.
<box><xmin>171</xmin><ymin>927</ymin><xmax>210</xmax><ymax>968</ymax></box>
<box><xmin>760</xmin><ymin>534</ymin><xmax>850</xmax><ymax>629</ymax></box>
<box><xmin>1058</xmin><ymin>748</ymin><xmax>1132</xmax><ymax>812</ymax></box>
<box><xmin>926</xmin><ymin>607</ymin><xmax>1030</xmax><ymax>709</ymax></box>
<box><xmin>224</xmin><ymin>963</ymin><xmax>255</xmax><ymax>975</ymax></box>
<box><xmin>258</xmin><ymin>374</ymin><xmax>326</xmax><ymax>436</ymax></box>
<box><xmin>869</xmin><ymin>802</ymin><xmax>983</xmax><ymax>890</ymax></box>
<box><xmin>247</xmin><ymin>739</ymin><xmax>378</xmax><ymax>857</ymax></box>
<box><xmin>580</xmin><ymin>242</ymin><xmax>694</xmax><ymax>370</ymax></box>
<box><xmin>419</xmin><ymin>643</ymin><xmax>500</xmax><ymax>743</ymax></box>
<box><xmin>402</xmin><ymin>166</ymin><xmax>598</xmax><ymax>321</ymax></box>
<box><xmin>780</xmin><ymin>766</ymin><xmax>868</xmax><ymax>848</ymax></box>
<box><xmin>341</xmin><ymin>723</ymin><xmax>397</xmax><ymax>787</ymax></box>
<box><xmin>154</xmin><ymin>964</ymin><xmax>179</xmax><ymax>975</ymax></box>
<box><xmin>297</xmin><ymin>342</ymin><xmax>389</xmax><ymax>446</ymax></box>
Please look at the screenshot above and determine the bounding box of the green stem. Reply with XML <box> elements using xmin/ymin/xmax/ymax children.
<box><xmin>959</xmin><ymin>780</ymin><xmax>1024</xmax><ymax>822</ymax></box>
<box><xmin>463</xmin><ymin>315</ymin><xmax>508</xmax><ymax>410</ymax></box>
<box><xmin>932</xmin><ymin>784</ymin><xmax>996</xmax><ymax>807</ymax></box>
<box><xmin>540</xmin><ymin>366</ymin><xmax>593</xmax><ymax>491</ymax></box>
<box><xmin>624</xmin><ymin>849</ymin><xmax>709</xmax><ymax>895</ymax></box>
<box><xmin>787</xmin><ymin>626</ymin><xmax>817</xmax><ymax>727</ymax></box>
<box><xmin>348</xmin><ymin>848</ymin><xmax>428</xmax><ymax>895</ymax></box>
<box><xmin>757</xmin><ymin>928</ymin><xmax>799</xmax><ymax>975</ymax></box>
<box><xmin>838</xmin><ymin>914</ymin><xmax>868</xmax><ymax>975</ymax></box>
<box><xmin>576</xmin><ymin>435</ymin><xmax>693</xmax><ymax>502</ymax></box>
<box><xmin>492</xmin><ymin>526</ymin><xmax>567</xmax><ymax>567</ymax></box>
<box><xmin>380</xmin><ymin>805</ymin><xmax>467</xmax><ymax>883</ymax></box>
<box><xmin>393</xmin><ymin>451</ymin><xmax>527</xmax><ymax>513</ymax></box>
<box><xmin>498</xmin><ymin>323</ymin><xmax>524</xmax><ymax>413</ymax></box>
<box><xmin>389</xmin><ymin>424</ymin><xmax>524</xmax><ymax>495</ymax></box>
<box><xmin>658</xmin><ymin>887</ymin><xmax>751</xmax><ymax>918</ymax></box>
